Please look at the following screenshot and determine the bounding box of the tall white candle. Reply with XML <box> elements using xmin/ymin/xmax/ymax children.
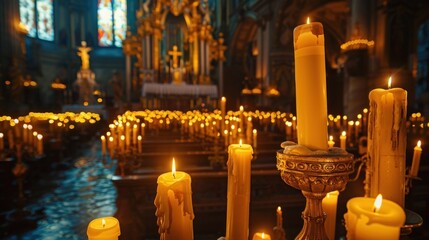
<box><xmin>322</xmin><ymin>190</ymin><xmax>339</xmax><ymax>240</ymax></box>
<box><xmin>367</xmin><ymin>77</ymin><xmax>407</xmax><ymax>206</ymax></box>
<box><xmin>226</xmin><ymin>141</ymin><xmax>253</xmax><ymax>240</ymax></box>
<box><xmin>87</xmin><ymin>216</ymin><xmax>121</xmax><ymax>240</ymax></box>
<box><xmin>340</xmin><ymin>131</ymin><xmax>347</xmax><ymax>150</ymax></box>
<box><xmin>293</xmin><ymin>18</ymin><xmax>328</xmax><ymax>150</ymax></box>
<box><xmin>154</xmin><ymin>159</ymin><xmax>194</xmax><ymax>240</ymax></box>
<box><xmin>409</xmin><ymin>140</ymin><xmax>422</xmax><ymax>177</ymax></box>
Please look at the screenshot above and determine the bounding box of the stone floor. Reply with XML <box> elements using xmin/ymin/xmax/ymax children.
<box><xmin>0</xmin><ymin>139</ymin><xmax>117</xmax><ymax>240</ymax></box>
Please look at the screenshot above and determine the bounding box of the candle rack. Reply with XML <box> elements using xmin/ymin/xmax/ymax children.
<box><xmin>276</xmin><ymin>149</ymin><xmax>355</xmax><ymax>240</ymax></box>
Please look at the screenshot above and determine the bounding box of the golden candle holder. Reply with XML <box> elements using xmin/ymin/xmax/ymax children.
<box><xmin>276</xmin><ymin>147</ymin><xmax>355</xmax><ymax>240</ymax></box>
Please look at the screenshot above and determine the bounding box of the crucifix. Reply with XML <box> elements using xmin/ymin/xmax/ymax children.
<box><xmin>168</xmin><ymin>45</ymin><xmax>182</xmax><ymax>68</ymax></box>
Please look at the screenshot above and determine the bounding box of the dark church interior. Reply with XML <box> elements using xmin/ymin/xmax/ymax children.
<box><xmin>1</xmin><ymin>0</ymin><xmax>429</xmax><ymax>239</ymax></box>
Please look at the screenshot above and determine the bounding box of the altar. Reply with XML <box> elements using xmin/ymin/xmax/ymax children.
<box><xmin>142</xmin><ymin>83</ymin><xmax>218</xmax><ymax>98</ymax></box>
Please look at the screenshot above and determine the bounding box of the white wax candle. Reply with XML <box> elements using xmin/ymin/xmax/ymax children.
<box><xmin>154</xmin><ymin>159</ymin><xmax>194</xmax><ymax>240</ymax></box>
<box><xmin>340</xmin><ymin>131</ymin><xmax>347</xmax><ymax>150</ymax></box>
<box><xmin>409</xmin><ymin>140</ymin><xmax>422</xmax><ymax>177</ymax></box>
<box><xmin>328</xmin><ymin>135</ymin><xmax>335</xmax><ymax>148</ymax></box>
<box><xmin>226</xmin><ymin>141</ymin><xmax>253</xmax><ymax>240</ymax></box>
<box><xmin>87</xmin><ymin>216</ymin><xmax>120</xmax><ymax>240</ymax></box>
<box><xmin>37</xmin><ymin>134</ymin><xmax>43</xmax><ymax>155</ymax></box>
<box><xmin>101</xmin><ymin>135</ymin><xmax>106</xmax><ymax>156</ymax></box>
<box><xmin>322</xmin><ymin>190</ymin><xmax>339</xmax><ymax>240</ymax></box>
<box><xmin>367</xmin><ymin>79</ymin><xmax>407</xmax><ymax>206</ymax></box>
<box><xmin>293</xmin><ymin>20</ymin><xmax>328</xmax><ymax>150</ymax></box>
<box><xmin>344</xmin><ymin>195</ymin><xmax>405</xmax><ymax>240</ymax></box>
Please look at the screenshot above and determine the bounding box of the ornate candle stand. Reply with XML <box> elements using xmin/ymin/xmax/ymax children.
<box><xmin>276</xmin><ymin>148</ymin><xmax>355</xmax><ymax>240</ymax></box>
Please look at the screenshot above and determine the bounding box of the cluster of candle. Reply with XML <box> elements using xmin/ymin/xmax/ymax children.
<box><xmin>0</xmin><ymin>112</ymin><xmax>101</xmax><ymax>157</ymax></box>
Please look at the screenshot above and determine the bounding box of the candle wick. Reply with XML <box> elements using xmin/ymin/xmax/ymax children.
<box><xmin>372</xmin><ymin>206</ymin><xmax>376</xmax><ymax>213</ymax></box>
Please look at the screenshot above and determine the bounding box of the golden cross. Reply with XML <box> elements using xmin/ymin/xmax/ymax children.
<box><xmin>168</xmin><ymin>45</ymin><xmax>182</xmax><ymax>68</ymax></box>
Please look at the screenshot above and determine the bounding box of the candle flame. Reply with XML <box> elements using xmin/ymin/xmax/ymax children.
<box><xmin>262</xmin><ymin>233</ymin><xmax>265</xmax><ymax>239</ymax></box>
<box><xmin>37</xmin><ymin>134</ymin><xmax>43</xmax><ymax>140</ymax></box>
<box><xmin>138</xmin><ymin>135</ymin><xmax>142</xmax><ymax>141</ymax></box>
<box><xmin>277</xmin><ymin>206</ymin><xmax>281</xmax><ymax>212</ymax></box>
<box><xmin>240</xmin><ymin>105</ymin><xmax>244</xmax><ymax>111</ymax></box>
<box><xmin>329</xmin><ymin>135</ymin><xmax>333</xmax><ymax>141</ymax></box>
<box><xmin>239</xmin><ymin>139</ymin><xmax>242</xmax><ymax>147</ymax></box>
<box><xmin>221</xmin><ymin>96</ymin><xmax>226</xmax><ymax>102</ymax></box>
<box><xmin>373</xmin><ymin>194</ymin><xmax>382</xmax><ymax>213</ymax></box>
<box><xmin>172</xmin><ymin>158</ymin><xmax>176</xmax><ymax>178</ymax></box>
<box><xmin>253</xmin><ymin>129</ymin><xmax>257</xmax><ymax>134</ymax></box>
<box><xmin>417</xmin><ymin>140</ymin><xmax>421</xmax><ymax>148</ymax></box>
<box><xmin>306</xmin><ymin>17</ymin><xmax>310</xmax><ymax>24</ymax></box>
<box><xmin>388</xmin><ymin>76</ymin><xmax>392</xmax><ymax>89</ymax></box>
<box><xmin>101</xmin><ymin>135</ymin><xmax>105</xmax><ymax>141</ymax></box>
<box><xmin>0</xmin><ymin>133</ymin><xmax>3</xmax><ymax>138</ymax></box>
<box><xmin>102</xmin><ymin>218</ymin><xmax>106</xmax><ymax>227</ymax></box>
<box><xmin>342</xmin><ymin>131</ymin><xmax>346</xmax><ymax>137</ymax></box>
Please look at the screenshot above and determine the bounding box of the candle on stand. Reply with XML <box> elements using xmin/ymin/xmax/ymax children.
<box><xmin>409</xmin><ymin>140</ymin><xmax>422</xmax><ymax>177</ymax></box>
<box><xmin>367</xmin><ymin>76</ymin><xmax>407</xmax><ymax>206</ymax></box>
<box><xmin>322</xmin><ymin>190</ymin><xmax>339</xmax><ymax>240</ymax></box>
<box><xmin>252</xmin><ymin>232</ymin><xmax>271</xmax><ymax>240</ymax></box>
<box><xmin>87</xmin><ymin>216</ymin><xmax>121</xmax><ymax>240</ymax></box>
<box><xmin>328</xmin><ymin>135</ymin><xmax>335</xmax><ymax>148</ymax></box>
<box><xmin>293</xmin><ymin>17</ymin><xmax>328</xmax><ymax>150</ymax></box>
<box><xmin>101</xmin><ymin>135</ymin><xmax>106</xmax><ymax>156</ymax></box>
<box><xmin>344</xmin><ymin>194</ymin><xmax>405</xmax><ymax>240</ymax></box>
<box><xmin>226</xmin><ymin>140</ymin><xmax>253</xmax><ymax>240</ymax></box>
<box><xmin>340</xmin><ymin>131</ymin><xmax>347</xmax><ymax>150</ymax></box>
<box><xmin>154</xmin><ymin>158</ymin><xmax>194</xmax><ymax>240</ymax></box>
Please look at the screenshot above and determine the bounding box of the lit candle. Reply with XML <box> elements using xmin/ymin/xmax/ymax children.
<box><xmin>252</xmin><ymin>129</ymin><xmax>257</xmax><ymax>149</ymax></box>
<box><xmin>221</xmin><ymin>97</ymin><xmax>226</xmax><ymax>131</ymax></box>
<box><xmin>132</xmin><ymin>124</ymin><xmax>137</xmax><ymax>146</ymax></box>
<box><xmin>252</xmin><ymin>232</ymin><xmax>271</xmax><ymax>240</ymax></box>
<box><xmin>154</xmin><ymin>158</ymin><xmax>194</xmax><ymax>240</ymax></box>
<box><xmin>328</xmin><ymin>135</ymin><xmax>335</xmax><ymax>148</ymax></box>
<box><xmin>344</xmin><ymin>194</ymin><xmax>405</xmax><ymax>240</ymax></box>
<box><xmin>226</xmin><ymin>140</ymin><xmax>253</xmax><ymax>240</ymax></box>
<box><xmin>37</xmin><ymin>134</ymin><xmax>43</xmax><ymax>155</ymax></box>
<box><xmin>23</xmin><ymin>124</ymin><xmax>28</xmax><ymax>144</ymax></box>
<box><xmin>87</xmin><ymin>216</ymin><xmax>120</xmax><ymax>240</ymax></box>
<box><xmin>409</xmin><ymin>140</ymin><xmax>422</xmax><ymax>177</ymax></box>
<box><xmin>293</xmin><ymin>17</ymin><xmax>328</xmax><ymax>150</ymax></box>
<box><xmin>276</xmin><ymin>206</ymin><xmax>283</xmax><ymax>228</ymax></box>
<box><xmin>0</xmin><ymin>133</ymin><xmax>4</xmax><ymax>151</ymax></box>
<box><xmin>367</xmin><ymin>76</ymin><xmax>407</xmax><ymax>206</ymax></box>
<box><xmin>137</xmin><ymin>135</ymin><xmax>142</xmax><ymax>154</ymax></box>
<box><xmin>109</xmin><ymin>136</ymin><xmax>114</xmax><ymax>157</ymax></box>
<box><xmin>340</xmin><ymin>131</ymin><xmax>347</xmax><ymax>150</ymax></box>
<box><xmin>141</xmin><ymin>123</ymin><xmax>145</xmax><ymax>137</ymax></box>
<box><xmin>322</xmin><ymin>190</ymin><xmax>339</xmax><ymax>240</ymax></box>
<box><xmin>101</xmin><ymin>135</ymin><xmax>106</xmax><ymax>156</ymax></box>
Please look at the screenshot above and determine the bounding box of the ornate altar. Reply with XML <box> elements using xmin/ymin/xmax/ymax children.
<box><xmin>123</xmin><ymin>0</ymin><xmax>226</xmax><ymax>102</ymax></box>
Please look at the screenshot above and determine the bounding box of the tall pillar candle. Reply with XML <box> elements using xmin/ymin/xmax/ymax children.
<box><xmin>226</xmin><ymin>141</ymin><xmax>253</xmax><ymax>240</ymax></box>
<box><xmin>322</xmin><ymin>190</ymin><xmax>339</xmax><ymax>240</ymax></box>
<box><xmin>344</xmin><ymin>196</ymin><xmax>405</xmax><ymax>240</ymax></box>
<box><xmin>220</xmin><ymin>97</ymin><xmax>226</xmax><ymax>132</ymax></box>
<box><xmin>87</xmin><ymin>216</ymin><xmax>121</xmax><ymax>240</ymax></box>
<box><xmin>367</xmin><ymin>79</ymin><xmax>407</xmax><ymax>206</ymax></box>
<box><xmin>154</xmin><ymin>159</ymin><xmax>194</xmax><ymax>240</ymax></box>
<box><xmin>409</xmin><ymin>140</ymin><xmax>422</xmax><ymax>177</ymax></box>
<box><xmin>293</xmin><ymin>19</ymin><xmax>328</xmax><ymax>150</ymax></box>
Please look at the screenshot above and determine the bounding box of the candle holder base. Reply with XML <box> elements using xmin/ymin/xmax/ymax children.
<box><xmin>401</xmin><ymin>209</ymin><xmax>423</xmax><ymax>235</ymax></box>
<box><xmin>277</xmin><ymin>148</ymin><xmax>355</xmax><ymax>240</ymax></box>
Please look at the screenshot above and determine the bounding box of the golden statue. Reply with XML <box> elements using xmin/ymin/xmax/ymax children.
<box><xmin>78</xmin><ymin>41</ymin><xmax>92</xmax><ymax>70</ymax></box>
<box><xmin>168</xmin><ymin>45</ymin><xmax>182</xmax><ymax>69</ymax></box>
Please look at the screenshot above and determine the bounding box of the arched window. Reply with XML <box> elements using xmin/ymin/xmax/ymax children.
<box><xmin>97</xmin><ymin>0</ymin><xmax>127</xmax><ymax>47</ymax></box>
<box><xmin>19</xmin><ymin>0</ymin><xmax>54</xmax><ymax>41</ymax></box>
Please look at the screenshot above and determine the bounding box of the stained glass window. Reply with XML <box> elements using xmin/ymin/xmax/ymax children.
<box><xmin>98</xmin><ymin>0</ymin><xmax>127</xmax><ymax>47</ymax></box>
<box><xmin>19</xmin><ymin>0</ymin><xmax>54</xmax><ymax>41</ymax></box>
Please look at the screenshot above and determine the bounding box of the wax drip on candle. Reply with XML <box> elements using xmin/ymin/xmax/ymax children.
<box><xmin>102</xmin><ymin>218</ymin><xmax>106</xmax><ymax>228</ymax></box>
<box><xmin>373</xmin><ymin>194</ymin><xmax>382</xmax><ymax>213</ymax></box>
<box><xmin>172</xmin><ymin>158</ymin><xmax>176</xmax><ymax>179</ymax></box>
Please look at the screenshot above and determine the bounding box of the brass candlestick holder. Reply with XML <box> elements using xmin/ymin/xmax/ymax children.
<box><xmin>276</xmin><ymin>147</ymin><xmax>355</xmax><ymax>240</ymax></box>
